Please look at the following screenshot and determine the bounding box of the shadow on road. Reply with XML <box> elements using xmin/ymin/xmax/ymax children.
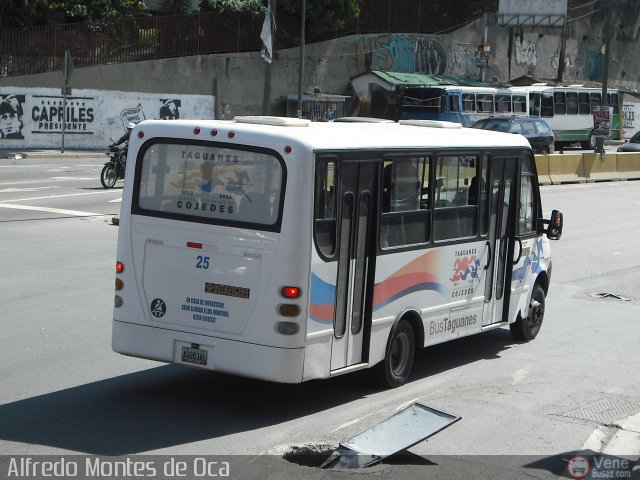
<box><xmin>0</xmin><ymin>329</ymin><xmax>514</xmax><ymax>455</ymax></box>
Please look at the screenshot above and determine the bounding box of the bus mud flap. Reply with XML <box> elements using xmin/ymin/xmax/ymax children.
<box><xmin>320</xmin><ymin>402</ymin><xmax>461</xmax><ymax>469</ymax></box>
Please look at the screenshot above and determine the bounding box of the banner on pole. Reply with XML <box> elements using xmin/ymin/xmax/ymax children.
<box><xmin>260</xmin><ymin>1</ymin><xmax>274</xmax><ymax>63</ymax></box>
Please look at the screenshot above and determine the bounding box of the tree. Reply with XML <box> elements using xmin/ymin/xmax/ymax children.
<box><xmin>278</xmin><ymin>0</ymin><xmax>360</xmax><ymax>36</ymax></box>
<box><xmin>199</xmin><ymin>0</ymin><xmax>265</xmax><ymax>14</ymax></box>
<box><xmin>0</xmin><ymin>0</ymin><xmax>146</xmax><ymax>26</ymax></box>
<box><xmin>199</xmin><ymin>0</ymin><xmax>360</xmax><ymax>35</ymax></box>
<box><xmin>0</xmin><ymin>0</ymin><xmax>57</xmax><ymax>26</ymax></box>
<box><xmin>160</xmin><ymin>0</ymin><xmax>193</xmax><ymax>14</ymax></box>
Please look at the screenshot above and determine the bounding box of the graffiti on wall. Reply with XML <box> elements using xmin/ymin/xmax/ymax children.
<box><xmin>120</xmin><ymin>103</ymin><xmax>146</xmax><ymax>128</ymax></box>
<box><xmin>345</xmin><ymin>34</ymin><xmax>452</xmax><ymax>78</ymax></box>
<box><xmin>514</xmin><ymin>38</ymin><xmax>537</xmax><ymax>68</ymax></box>
<box><xmin>160</xmin><ymin>99</ymin><xmax>181</xmax><ymax>119</ymax></box>
<box><xmin>414</xmin><ymin>37</ymin><xmax>448</xmax><ymax>75</ymax></box>
<box><xmin>451</xmin><ymin>43</ymin><xmax>483</xmax><ymax>79</ymax></box>
<box><xmin>0</xmin><ymin>88</ymin><xmax>214</xmax><ymax>149</ymax></box>
<box><xmin>346</xmin><ymin>34</ymin><xmax>415</xmax><ymax>77</ymax></box>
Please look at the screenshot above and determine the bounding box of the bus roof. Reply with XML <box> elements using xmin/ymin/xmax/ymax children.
<box><xmin>132</xmin><ymin>117</ymin><xmax>531</xmax><ymax>152</ymax></box>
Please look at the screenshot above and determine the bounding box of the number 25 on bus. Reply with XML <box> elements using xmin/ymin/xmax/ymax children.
<box><xmin>112</xmin><ymin>117</ymin><xmax>563</xmax><ymax>388</ymax></box>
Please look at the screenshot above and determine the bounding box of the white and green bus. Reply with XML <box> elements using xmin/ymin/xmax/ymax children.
<box><xmin>112</xmin><ymin>117</ymin><xmax>563</xmax><ymax>387</ymax></box>
<box><xmin>524</xmin><ymin>84</ymin><xmax>621</xmax><ymax>148</ymax></box>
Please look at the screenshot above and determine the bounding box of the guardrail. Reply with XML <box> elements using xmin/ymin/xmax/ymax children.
<box><xmin>535</xmin><ymin>152</ymin><xmax>640</xmax><ymax>185</ymax></box>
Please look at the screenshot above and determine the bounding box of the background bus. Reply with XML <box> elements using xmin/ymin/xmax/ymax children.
<box><xmin>112</xmin><ymin>117</ymin><xmax>562</xmax><ymax>388</ymax></box>
<box><xmin>399</xmin><ymin>85</ymin><xmax>529</xmax><ymax>126</ymax></box>
<box><xmin>523</xmin><ymin>84</ymin><xmax>621</xmax><ymax>148</ymax></box>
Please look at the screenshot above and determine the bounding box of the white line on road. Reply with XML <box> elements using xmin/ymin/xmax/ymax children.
<box><xmin>108</xmin><ymin>197</ymin><xmax>122</xmax><ymax>203</ymax></box>
<box><xmin>0</xmin><ymin>190</ymin><xmax>120</xmax><ymax>203</ymax></box>
<box><xmin>0</xmin><ymin>186</ymin><xmax>60</xmax><ymax>193</ymax></box>
<box><xmin>0</xmin><ymin>203</ymin><xmax>102</xmax><ymax>217</ymax></box>
<box><xmin>0</xmin><ymin>177</ymin><xmax>96</xmax><ymax>186</ymax></box>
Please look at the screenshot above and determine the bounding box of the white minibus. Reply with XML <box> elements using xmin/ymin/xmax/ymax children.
<box><xmin>112</xmin><ymin>117</ymin><xmax>563</xmax><ymax>387</ymax></box>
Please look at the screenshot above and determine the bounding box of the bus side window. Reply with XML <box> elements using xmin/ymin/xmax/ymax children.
<box><xmin>554</xmin><ymin>92</ymin><xmax>566</xmax><ymax>115</ymax></box>
<box><xmin>380</xmin><ymin>157</ymin><xmax>430</xmax><ymax>249</ymax></box>
<box><xmin>314</xmin><ymin>158</ymin><xmax>337</xmax><ymax>257</ymax></box>
<box><xmin>566</xmin><ymin>92</ymin><xmax>578</xmax><ymax>115</ymax></box>
<box><xmin>578</xmin><ymin>92</ymin><xmax>590</xmax><ymax>114</ymax></box>
<box><xmin>519</xmin><ymin>157</ymin><xmax>537</xmax><ymax>235</ymax></box>
<box><xmin>541</xmin><ymin>92</ymin><xmax>554</xmax><ymax>117</ymax></box>
<box><xmin>433</xmin><ymin>155</ymin><xmax>478</xmax><ymax>241</ymax></box>
<box><xmin>449</xmin><ymin>94</ymin><xmax>460</xmax><ymax>113</ymax></box>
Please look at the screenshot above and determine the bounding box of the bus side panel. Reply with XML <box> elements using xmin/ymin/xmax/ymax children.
<box><xmin>367</xmin><ymin>240</ymin><xmax>489</xmax><ymax>366</ymax></box>
<box><xmin>508</xmin><ymin>235</ymin><xmax>552</xmax><ymax>324</ymax></box>
<box><xmin>303</xmin><ymin>257</ymin><xmax>337</xmax><ymax>380</ymax></box>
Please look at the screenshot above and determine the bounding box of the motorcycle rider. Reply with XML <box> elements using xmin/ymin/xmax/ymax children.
<box><xmin>110</xmin><ymin>122</ymin><xmax>135</xmax><ymax>155</ymax></box>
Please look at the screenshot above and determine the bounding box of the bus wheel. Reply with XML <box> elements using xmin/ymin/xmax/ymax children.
<box><xmin>375</xmin><ymin>319</ymin><xmax>415</xmax><ymax>388</ymax></box>
<box><xmin>581</xmin><ymin>132</ymin><xmax>596</xmax><ymax>150</ymax></box>
<box><xmin>510</xmin><ymin>284</ymin><xmax>545</xmax><ymax>341</ymax></box>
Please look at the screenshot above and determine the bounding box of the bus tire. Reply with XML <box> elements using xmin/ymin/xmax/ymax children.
<box><xmin>581</xmin><ymin>131</ymin><xmax>596</xmax><ymax>150</ymax></box>
<box><xmin>375</xmin><ymin>319</ymin><xmax>415</xmax><ymax>388</ymax></box>
<box><xmin>510</xmin><ymin>284</ymin><xmax>545</xmax><ymax>341</ymax></box>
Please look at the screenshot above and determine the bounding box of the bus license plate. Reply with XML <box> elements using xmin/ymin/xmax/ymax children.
<box><xmin>181</xmin><ymin>346</ymin><xmax>208</xmax><ymax>366</ymax></box>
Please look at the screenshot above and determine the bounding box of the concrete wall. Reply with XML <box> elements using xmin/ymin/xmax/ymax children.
<box><xmin>0</xmin><ymin>88</ymin><xmax>214</xmax><ymax>149</ymax></box>
<box><xmin>1</xmin><ymin>4</ymin><xmax>638</xmax><ymax>138</ymax></box>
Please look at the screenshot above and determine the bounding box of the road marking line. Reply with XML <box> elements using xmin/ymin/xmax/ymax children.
<box><xmin>0</xmin><ymin>177</ymin><xmax>96</xmax><ymax>186</ymax></box>
<box><xmin>0</xmin><ymin>203</ymin><xmax>101</xmax><ymax>217</ymax></box>
<box><xmin>0</xmin><ymin>190</ymin><xmax>119</xmax><ymax>203</ymax></box>
<box><xmin>109</xmin><ymin>197</ymin><xmax>122</xmax><ymax>203</ymax></box>
<box><xmin>0</xmin><ymin>187</ymin><xmax>60</xmax><ymax>193</ymax></box>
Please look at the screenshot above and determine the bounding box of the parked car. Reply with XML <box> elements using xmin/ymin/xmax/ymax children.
<box><xmin>617</xmin><ymin>131</ymin><xmax>640</xmax><ymax>152</ymax></box>
<box><xmin>471</xmin><ymin>116</ymin><xmax>555</xmax><ymax>154</ymax></box>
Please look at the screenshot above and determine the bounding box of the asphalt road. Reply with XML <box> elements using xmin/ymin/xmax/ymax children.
<box><xmin>0</xmin><ymin>154</ymin><xmax>638</xmax><ymax>480</ymax></box>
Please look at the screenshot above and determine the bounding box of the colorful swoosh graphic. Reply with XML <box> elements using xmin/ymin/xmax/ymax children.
<box><xmin>309</xmin><ymin>252</ymin><xmax>445</xmax><ymax>324</ymax></box>
<box><xmin>512</xmin><ymin>238</ymin><xmax>548</xmax><ymax>281</ymax></box>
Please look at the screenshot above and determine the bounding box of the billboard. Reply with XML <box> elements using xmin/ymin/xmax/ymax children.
<box><xmin>498</xmin><ymin>0</ymin><xmax>567</xmax><ymax>27</ymax></box>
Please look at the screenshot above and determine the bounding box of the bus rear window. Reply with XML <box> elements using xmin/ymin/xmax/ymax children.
<box><xmin>135</xmin><ymin>143</ymin><xmax>284</xmax><ymax>226</ymax></box>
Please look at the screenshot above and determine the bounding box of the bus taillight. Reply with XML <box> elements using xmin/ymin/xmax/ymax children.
<box><xmin>116</xmin><ymin>261</ymin><xmax>124</xmax><ymax>273</ymax></box>
<box><xmin>281</xmin><ymin>286</ymin><xmax>301</xmax><ymax>298</ymax></box>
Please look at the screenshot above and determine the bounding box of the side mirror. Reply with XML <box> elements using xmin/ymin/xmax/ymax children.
<box><xmin>543</xmin><ymin>209</ymin><xmax>563</xmax><ymax>240</ymax></box>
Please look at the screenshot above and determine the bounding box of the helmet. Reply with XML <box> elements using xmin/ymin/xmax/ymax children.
<box><xmin>127</xmin><ymin>122</ymin><xmax>135</xmax><ymax>130</ymax></box>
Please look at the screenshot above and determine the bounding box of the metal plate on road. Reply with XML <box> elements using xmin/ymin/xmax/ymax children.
<box><xmin>322</xmin><ymin>402</ymin><xmax>461</xmax><ymax>469</ymax></box>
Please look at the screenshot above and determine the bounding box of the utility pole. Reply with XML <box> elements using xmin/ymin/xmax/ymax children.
<box><xmin>595</xmin><ymin>0</ymin><xmax>613</xmax><ymax>156</ymax></box>
<box><xmin>297</xmin><ymin>0</ymin><xmax>306</xmax><ymax>118</ymax></box>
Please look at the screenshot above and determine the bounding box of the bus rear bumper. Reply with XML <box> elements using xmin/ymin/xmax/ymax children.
<box><xmin>112</xmin><ymin>320</ymin><xmax>305</xmax><ymax>383</ymax></box>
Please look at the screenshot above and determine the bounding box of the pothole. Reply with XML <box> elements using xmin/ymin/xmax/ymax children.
<box><xmin>282</xmin><ymin>444</ymin><xmax>336</xmax><ymax>468</ymax></box>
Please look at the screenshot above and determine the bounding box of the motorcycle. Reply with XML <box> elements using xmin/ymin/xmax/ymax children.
<box><xmin>101</xmin><ymin>144</ymin><xmax>127</xmax><ymax>189</ymax></box>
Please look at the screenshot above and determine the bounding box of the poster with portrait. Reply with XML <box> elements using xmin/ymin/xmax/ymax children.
<box><xmin>0</xmin><ymin>94</ymin><xmax>25</xmax><ymax>140</ymax></box>
<box><xmin>592</xmin><ymin>105</ymin><xmax>613</xmax><ymax>138</ymax></box>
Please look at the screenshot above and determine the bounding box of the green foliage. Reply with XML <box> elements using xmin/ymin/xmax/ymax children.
<box><xmin>279</xmin><ymin>0</ymin><xmax>360</xmax><ymax>36</ymax></box>
<box><xmin>160</xmin><ymin>0</ymin><xmax>193</xmax><ymax>14</ymax></box>
<box><xmin>0</xmin><ymin>0</ymin><xmax>146</xmax><ymax>26</ymax></box>
<box><xmin>0</xmin><ymin>0</ymin><xmax>55</xmax><ymax>26</ymax></box>
<box><xmin>199</xmin><ymin>0</ymin><xmax>265</xmax><ymax>14</ymax></box>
